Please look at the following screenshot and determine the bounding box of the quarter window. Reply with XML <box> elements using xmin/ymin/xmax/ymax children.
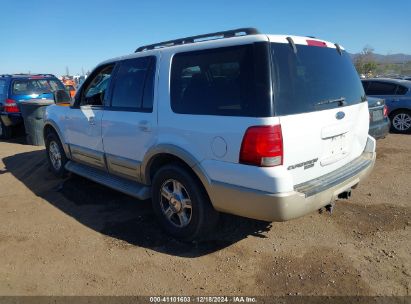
<box><xmin>396</xmin><ymin>85</ymin><xmax>408</xmax><ymax>95</ymax></box>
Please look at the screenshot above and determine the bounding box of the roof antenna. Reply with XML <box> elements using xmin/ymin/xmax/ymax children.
<box><xmin>286</xmin><ymin>37</ymin><xmax>297</xmax><ymax>54</ymax></box>
<box><xmin>335</xmin><ymin>43</ymin><xmax>342</xmax><ymax>55</ymax></box>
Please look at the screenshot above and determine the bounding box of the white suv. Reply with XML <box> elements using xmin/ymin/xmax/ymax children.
<box><xmin>44</xmin><ymin>28</ymin><xmax>376</xmax><ymax>240</ymax></box>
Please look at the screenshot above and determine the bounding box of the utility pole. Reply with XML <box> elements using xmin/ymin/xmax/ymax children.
<box><xmin>65</xmin><ymin>66</ymin><xmax>69</xmax><ymax>76</ymax></box>
<box><xmin>81</xmin><ymin>67</ymin><xmax>85</xmax><ymax>76</ymax></box>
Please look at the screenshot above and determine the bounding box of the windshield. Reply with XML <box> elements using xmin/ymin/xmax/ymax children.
<box><xmin>12</xmin><ymin>78</ymin><xmax>65</xmax><ymax>95</ymax></box>
<box><xmin>271</xmin><ymin>43</ymin><xmax>365</xmax><ymax>116</ymax></box>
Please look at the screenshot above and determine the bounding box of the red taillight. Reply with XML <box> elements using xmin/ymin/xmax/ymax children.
<box><xmin>240</xmin><ymin>125</ymin><xmax>283</xmax><ymax>167</ymax></box>
<box><xmin>4</xmin><ymin>99</ymin><xmax>19</xmax><ymax>113</ymax></box>
<box><xmin>383</xmin><ymin>105</ymin><xmax>388</xmax><ymax>117</ymax></box>
<box><xmin>306</xmin><ymin>39</ymin><xmax>327</xmax><ymax>47</ymax></box>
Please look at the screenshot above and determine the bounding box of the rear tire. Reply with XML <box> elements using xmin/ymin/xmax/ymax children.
<box><xmin>151</xmin><ymin>164</ymin><xmax>219</xmax><ymax>241</ymax></box>
<box><xmin>45</xmin><ymin>131</ymin><xmax>68</xmax><ymax>177</ymax></box>
<box><xmin>390</xmin><ymin>110</ymin><xmax>411</xmax><ymax>134</ymax></box>
<box><xmin>0</xmin><ymin>119</ymin><xmax>12</xmax><ymax>139</ymax></box>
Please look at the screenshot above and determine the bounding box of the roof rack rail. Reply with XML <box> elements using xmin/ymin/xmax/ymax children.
<box><xmin>34</xmin><ymin>73</ymin><xmax>56</xmax><ymax>77</ymax></box>
<box><xmin>11</xmin><ymin>73</ymin><xmax>56</xmax><ymax>77</ymax></box>
<box><xmin>135</xmin><ymin>27</ymin><xmax>260</xmax><ymax>53</ymax></box>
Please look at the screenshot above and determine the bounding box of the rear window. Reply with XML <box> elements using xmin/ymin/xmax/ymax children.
<box><xmin>271</xmin><ymin>43</ymin><xmax>366</xmax><ymax>116</ymax></box>
<box><xmin>12</xmin><ymin>78</ymin><xmax>65</xmax><ymax>95</ymax></box>
<box><xmin>170</xmin><ymin>43</ymin><xmax>272</xmax><ymax>117</ymax></box>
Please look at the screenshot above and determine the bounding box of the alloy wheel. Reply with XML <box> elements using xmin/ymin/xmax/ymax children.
<box><xmin>392</xmin><ymin>113</ymin><xmax>411</xmax><ymax>132</ymax></box>
<box><xmin>159</xmin><ymin>179</ymin><xmax>193</xmax><ymax>228</ymax></box>
<box><xmin>49</xmin><ymin>141</ymin><xmax>62</xmax><ymax>171</ymax></box>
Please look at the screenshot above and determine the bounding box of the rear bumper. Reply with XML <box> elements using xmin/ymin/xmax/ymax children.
<box><xmin>369</xmin><ymin>118</ymin><xmax>390</xmax><ymax>140</ymax></box>
<box><xmin>0</xmin><ymin>112</ymin><xmax>22</xmax><ymax>127</ymax></box>
<box><xmin>208</xmin><ymin>136</ymin><xmax>376</xmax><ymax>222</ymax></box>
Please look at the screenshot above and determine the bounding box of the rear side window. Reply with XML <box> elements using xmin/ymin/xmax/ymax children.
<box><xmin>366</xmin><ymin>81</ymin><xmax>397</xmax><ymax>95</ymax></box>
<box><xmin>110</xmin><ymin>56</ymin><xmax>156</xmax><ymax>111</ymax></box>
<box><xmin>170</xmin><ymin>44</ymin><xmax>272</xmax><ymax>117</ymax></box>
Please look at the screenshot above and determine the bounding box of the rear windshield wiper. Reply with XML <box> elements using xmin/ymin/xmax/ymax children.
<box><xmin>316</xmin><ymin>97</ymin><xmax>346</xmax><ymax>107</ymax></box>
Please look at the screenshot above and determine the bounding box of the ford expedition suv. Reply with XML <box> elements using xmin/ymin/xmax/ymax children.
<box><xmin>44</xmin><ymin>28</ymin><xmax>376</xmax><ymax>240</ymax></box>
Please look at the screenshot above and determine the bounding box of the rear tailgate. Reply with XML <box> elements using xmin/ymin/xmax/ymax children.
<box><xmin>269</xmin><ymin>37</ymin><xmax>369</xmax><ymax>185</ymax></box>
<box><xmin>280</xmin><ymin>103</ymin><xmax>369</xmax><ymax>185</ymax></box>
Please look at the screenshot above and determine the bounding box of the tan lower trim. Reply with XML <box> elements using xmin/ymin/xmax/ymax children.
<box><xmin>106</xmin><ymin>154</ymin><xmax>141</xmax><ymax>181</ymax></box>
<box><xmin>207</xmin><ymin>152</ymin><xmax>376</xmax><ymax>222</ymax></box>
<box><xmin>70</xmin><ymin>145</ymin><xmax>106</xmax><ymax>170</ymax></box>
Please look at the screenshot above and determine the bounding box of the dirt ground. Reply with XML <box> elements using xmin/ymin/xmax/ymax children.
<box><xmin>0</xmin><ymin>134</ymin><xmax>410</xmax><ymax>296</ymax></box>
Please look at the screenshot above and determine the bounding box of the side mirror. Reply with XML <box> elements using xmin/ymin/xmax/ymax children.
<box><xmin>54</xmin><ymin>89</ymin><xmax>72</xmax><ymax>104</ymax></box>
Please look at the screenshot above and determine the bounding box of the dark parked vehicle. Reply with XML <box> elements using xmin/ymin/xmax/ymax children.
<box><xmin>368</xmin><ymin>97</ymin><xmax>390</xmax><ymax>139</ymax></box>
<box><xmin>0</xmin><ymin>74</ymin><xmax>65</xmax><ymax>139</ymax></box>
<box><xmin>362</xmin><ymin>78</ymin><xmax>411</xmax><ymax>134</ymax></box>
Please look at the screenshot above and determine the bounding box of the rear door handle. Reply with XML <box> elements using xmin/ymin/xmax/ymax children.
<box><xmin>138</xmin><ymin>120</ymin><xmax>151</xmax><ymax>132</ymax></box>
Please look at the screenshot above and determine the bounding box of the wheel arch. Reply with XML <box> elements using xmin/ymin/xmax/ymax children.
<box><xmin>388</xmin><ymin>108</ymin><xmax>411</xmax><ymax>117</ymax></box>
<box><xmin>43</xmin><ymin>121</ymin><xmax>71</xmax><ymax>158</ymax></box>
<box><xmin>141</xmin><ymin>144</ymin><xmax>211</xmax><ymax>190</ymax></box>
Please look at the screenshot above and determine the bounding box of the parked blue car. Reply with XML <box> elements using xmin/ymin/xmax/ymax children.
<box><xmin>0</xmin><ymin>74</ymin><xmax>65</xmax><ymax>139</ymax></box>
<box><xmin>362</xmin><ymin>78</ymin><xmax>411</xmax><ymax>134</ymax></box>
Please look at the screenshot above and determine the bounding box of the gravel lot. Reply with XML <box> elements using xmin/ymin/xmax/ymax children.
<box><xmin>0</xmin><ymin>134</ymin><xmax>410</xmax><ymax>296</ymax></box>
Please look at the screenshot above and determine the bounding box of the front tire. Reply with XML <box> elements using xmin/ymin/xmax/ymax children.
<box><xmin>45</xmin><ymin>131</ymin><xmax>68</xmax><ymax>177</ymax></box>
<box><xmin>151</xmin><ymin>164</ymin><xmax>219</xmax><ymax>241</ymax></box>
<box><xmin>390</xmin><ymin>110</ymin><xmax>411</xmax><ymax>134</ymax></box>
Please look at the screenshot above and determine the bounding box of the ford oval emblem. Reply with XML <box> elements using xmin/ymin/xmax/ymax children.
<box><xmin>336</xmin><ymin>111</ymin><xmax>345</xmax><ymax>120</ymax></box>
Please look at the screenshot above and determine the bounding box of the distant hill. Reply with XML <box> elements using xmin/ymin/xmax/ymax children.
<box><xmin>350</xmin><ymin>53</ymin><xmax>411</xmax><ymax>63</ymax></box>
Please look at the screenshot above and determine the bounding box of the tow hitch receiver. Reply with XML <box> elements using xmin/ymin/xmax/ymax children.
<box><xmin>338</xmin><ymin>190</ymin><xmax>352</xmax><ymax>199</ymax></box>
<box><xmin>319</xmin><ymin>189</ymin><xmax>352</xmax><ymax>214</ymax></box>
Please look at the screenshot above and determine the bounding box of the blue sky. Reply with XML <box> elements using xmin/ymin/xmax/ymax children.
<box><xmin>0</xmin><ymin>0</ymin><xmax>410</xmax><ymax>76</ymax></box>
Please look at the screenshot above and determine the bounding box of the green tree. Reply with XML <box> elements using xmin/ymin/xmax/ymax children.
<box><xmin>354</xmin><ymin>45</ymin><xmax>378</xmax><ymax>76</ymax></box>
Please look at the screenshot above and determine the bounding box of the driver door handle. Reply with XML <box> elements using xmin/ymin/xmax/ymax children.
<box><xmin>88</xmin><ymin>116</ymin><xmax>95</xmax><ymax>126</ymax></box>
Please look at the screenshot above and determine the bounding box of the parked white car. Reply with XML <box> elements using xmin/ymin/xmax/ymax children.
<box><xmin>44</xmin><ymin>28</ymin><xmax>376</xmax><ymax>240</ymax></box>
